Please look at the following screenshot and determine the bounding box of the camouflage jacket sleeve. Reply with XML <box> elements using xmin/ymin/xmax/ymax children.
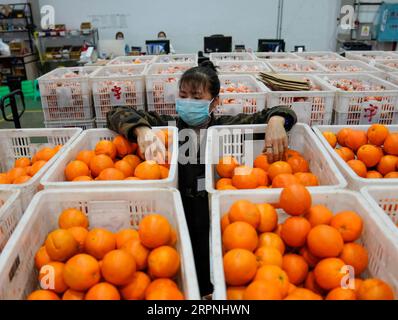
<box><xmin>214</xmin><ymin>106</ymin><xmax>297</xmax><ymax>131</ymax></box>
<box><xmin>106</xmin><ymin>107</ymin><xmax>176</xmax><ymax>141</ymax></box>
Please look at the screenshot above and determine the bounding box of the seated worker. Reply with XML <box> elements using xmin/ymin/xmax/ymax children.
<box><xmin>115</xmin><ymin>31</ymin><xmax>130</xmax><ymax>55</ymax></box>
<box><xmin>107</xmin><ymin>61</ymin><xmax>297</xmax><ymax>297</ymax></box>
<box><xmin>158</xmin><ymin>31</ymin><xmax>176</xmax><ymax>54</ymax></box>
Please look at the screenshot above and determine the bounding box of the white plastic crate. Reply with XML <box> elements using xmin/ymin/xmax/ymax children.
<box><xmin>313</xmin><ymin>125</ymin><xmax>398</xmax><ymax>191</ymax></box>
<box><xmin>294</xmin><ymin>51</ymin><xmax>347</xmax><ymax>61</ymax></box>
<box><xmin>0</xmin><ymin>189</ymin><xmax>22</xmax><ymax>255</ymax></box>
<box><xmin>38</xmin><ymin>67</ymin><xmax>99</xmax><ymax>121</ymax></box>
<box><xmin>376</xmin><ymin>60</ymin><xmax>398</xmax><ymax>73</ymax></box>
<box><xmin>388</xmin><ymin>72</ymin><xmax>398</xmax><ymax>85</ymax></box>
<box><xmin>106</xmin><ymin>55</ymin><xmax>156</xmax><ymax>66</ymax></box>
<box><xmin>361</xmin><ymin>186</ymin><xmax>398</xmax><ymax>245</ymax></box>
<box><xmin>0</xmin><ymin>188</ymin><xmax>200</xmax><ymax>300</ymax></box>
<box><xmin>90</xmin><ymin>65</ymin><xmax>147</xmax><ymax>121</ymax></box>
<box><xmin>146</xmin><ymin>62</ymin><xmax>197</xmax><ymax>116</ymax></box>
<box><xmin>205</xmin><ymin>124</ymin><xmax>347</xmax><ymax>195</ymax></box>
<box><xmin>210</xmin><ymin>52</ymin><xmax>255</xmax><ymax>62</ymax></box>
<box><xmin>95</xmin><ymin>119</ymin><xmax>107</xmax><ymax>129</ymax></box>
<box><xmin>154</xmin><ymin>54</ymin><xmax>198</xmax><ymax>64</ymax></box>
<box><xmin>41</xmin><ymin>128</ymin><xmax>178</xmax><ymax>189</ymax></box>
<box><xmin>317</xmin><ymin>60</ymin><xmax>383</xmax><ymax>76</ymax></box>
<box><xmin>0</xmin><ymin>128</ymin><xmax>82</xmax><ymax>210</ymax></box>
<box><xmin>210</xmin><ymin>189</ymin><xmax>398</xmax><ymax>300</ymax></box>
<box><xmin>255</xmin><ymin>52</ymin><xmax>300</xmax><ymax>60</ymax></box>
<box><xmin>265</xmin><ymin>74</ymin><xmax>335</xmax><ymax>125</ymax></box>
<box><xmin>44</xmin><ymin>119</ymin><xmax>96</xmax><ymax>130</ymax></box>
<box><xmin>318</xmin><ymin>74</ymin><xmax>398</xmax><ymax>125</ymax></box>
<box><xmin>216</xmin><ymin>75</ymin><xmax>268</xmax><ymax>116</ymax></box>
<box><xmin>345</xmin><ymin>51</ymin><xmax>398</xmax><ymax>64</ymax></box>
<box><xmin>266</xmin><ymin>59</ymin><xmax>327</xmax><ymax>73</ymax></box>
<box><xmin>215</xmin><ymin>61</ymin><xmax>271</xmax><ymax>75</ymax></box>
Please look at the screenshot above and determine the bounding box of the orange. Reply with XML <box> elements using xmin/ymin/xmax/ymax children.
<box><xmin>287</xmin><ymin>156</ymin><xmax>309</xmax><ymax>174</ymax></box>
<box><xmin>284</xmin><ymin>288</ymin><xmax>322</xmax><ymax>300</ymax></box>
<box><xmin>254</xmin><ymin>265</ymin><xmax>290</xmax><ymax>297</ymax></box>
<box><xmin>156</xmin><ymin>129</ymin><xmax>173</xmax><ymax>149</ymax></box>
<box><xmin>125</xmin><ymin>177</ymin><xmax>141</xmax><ymax>181</ymax></box>
<box><xmin>58</xmin><ymin>208</ymin><xmax>88</xmax><ymax>229</ymax></box>
<box><xmin>330</xmin><ymin>210</ymin><xmax>363</xmax><ymax>242</ymax></box>
<box><xmin>384</xmin><ymin>133</ymin><xmax>398</xmax><ymax>156</ymax></box>
<box><xmin>64</xmin><ymin>160</ymin><xmax>90</xmax><ymax>181</ymax></box>
<box><xmin>367</xmin><ymin>124</ymin><xmax>389</xmax><ymax>146</ymax></box>
<box><xmin>294</xmin><ymin>172</ymin><xmax>319</xmax><ymax>187</ymax></box>
<box><xmin>326</xmin><ymin>288</ymin><xmax>356</xmax><ymax>300</ymax></box>
<box><xmin>28</xmin><ymin>160</ymin><xmax>47</xmax><ymax>176</ymax></box>
<box><xmin>254</xmin><ymin>154</ymin><xmax>270</xmax><ymax>171</ymax></box>
<box><xmin>27</xmin><ymin>290</ymin><xmax>60</xmax><ymax>300</ymax></box>
<box><xmin>281</xmin><ymin>217</ymin><xmax>311</xmax><ymax>248</ymax></box>
<box><xmin>218</xmin><ymin>185</ymin><xmax>238</xmax><ymax>190</ymax></box>
<box><xmin>357</xmin><ymin>278</ymin><xmax>394</xmax><ymax>300</ymax></box>
<box><xmin>134</xmin><ymin>161</ymin><xmax>161</xmax><ymax>180</ymax></box>
<box><xmin>67</xmin><ymin>227</ymin><xmax>88</xmax><ymax>253</ymax></box>
<box><xmin>282</xmin><ymin>254</ymin><xmax>308</xmax><ymax>286</ymax></box>
<box><xmin>35</xmin><ymin>147</ymin><xmax>57</xmax><ymax>162</ymax></box>
<box><xmin>122</xmin><ymin>239</ymin><xmax>150</xmax><ymax>271</ymax></box>
<box><xmin>85</xmin><ymin>282</ymin><xmax>121</xmax><ymax>300</ymax></box>
<box><xmin>223</xmin><ymin>222</ymin><xmax>258</xmax><ymax>252</ymax></box>
<box><xmin>146</xmin><ymin>283</ymin><xmax>184</xmax><ymax>300</ymax></box>
<box><xmin>115</xmin><ymin>229</ymin><xmax>139</xmax><ymax>249</ymax></box>
<box><xmin>13</xmin><ymin>175</ymin><xmax>31</xmax><ymax>184</ymax></box>
<box><xmin>252</xmin><ymin>168</ymin><xmax>268</xmax><ymax>186</ymax></box>
<box><xmin>258</xmin><ymin>233</ymin><xmax>285</xmax><ymax>255</ymax></box>
<box><xmin>7</xmin><ymin>167</ymin><xmax>28</xmax><ymax>183</ymax></box>
<box><xmin>145</xmin><ymin>279</ymin><xmax>177</xmax><ymax>297</ymax></box>
<box><xmin>101</xmin><ymin>249</ymin><xmax>136</xmax><ymax>286</ymax></box>
<box><xmin>89</xmin><ymin>155</ymin><xmax>114</xmax><ymax>178</ymax></box>
<box><xmin>84</xmin><ymin>228</ymin><xmax>116</xmax><ymax>259</ymax></box>
<box><xmin>255</xmin><ymin>247</ymin><xmax>283</xmax><ymax>268</ymax></box>
<box><xmin>323</xmin><ymin>132</ymin><xmax>337</xmax><ymax>148</ymax></box>
<box><xmin>168</xmin><ymin>228</ymin><xmax>178</xmax><ymax>247</ymax></box>
<box><xmin>39</xmin><ymin>261</ymin><xmax>68</xmax><ymax>293</ymax></box>
<box><xmin>45</xmin><ymin>229</ymin><xmax>78</xmax><ymax>262</ymax></box>
<box><xmin>123</xmin><ymin>155</ymin><xmax>142</xmax><ymax>172</ymax></box>
<box><xmin>216</xmin><ymin>156</ymin><xmax>239</xmax><ymax>178</ymax></box>
<box><xmin>377</xmin><ymin>155</ymin><xmax>398</xmax><ymax>176</ymax></box>
<box><xmin>120</xmin><ymin>271</ymin><xmax>151</xmax><ymax>300</ymax></box>
<box><xmin>35</xmin><ymin>246</ymin><xmax>52</xmax><ymax>270</ymax></box>
<box><xmin>305</xmin><ymin>205</ymin><xmax>333</xmax><ymax>227</ymax></box>
<box><xmin>53</xmin><ymin>145</ymin><xmax>63</xmax><ymax>153</ymax></box>
<box><xmin>313</xmin><ymin>258</ymin><xmax>347</xmax><ymax>291</ymax></box>
<box><xmin>114</xmin><ymin>160</ymin><xmax>134</xmax><ymax>178</ymax></box>
<box><xmin>345</xmin><ymin>130</ymin><xmax>367</xmax><ymax>152</ymax></box>
<box><xmin>227</xmin><ymin>287</ymin><xmax>246</xmax><ymax>300</ymax></box>
<box><xmin>138</xmin><ymin>214</ymin><xmax>171</xmax><ymax>249</ymax></box>
<box><xmin>304</xmin><ymin>271</ymin><xmax>325</xmax><ymax>296</ymax></box>
<box><xmin>299</xmin><ymin>247</ymin><xmax>320</xmax><ymax>269</ymax></box>
<box><xmin>216</xmin><ymin>178</ymin><xmax>233</xmax><ymax>189</ymax></box>
<box><xmin>336</xmin><ymin>147</ymin><xmax>355</xmax><ymax>162</ymax></box>
<box><xmin>307</xmin><ymin>225</ymin><xmax>344</xmax><ymax>258</ymax></box>
<box><xmin>97</xmin><ymin>168</ymin><xmax>125</xmax><ymax>181</ymax></box>
<box><xmin>0</xmin><ymin>173</ymin><xmax>11</xmax><ymax>184</ymax></box>
<box><xmin>337</xmin><ymin>128</ymin><xmax>353</xmax><ymax>147</ymax></box>
<box><xmin>95</xmin><ymin>140</ymin><xmax>117</xmax><ymax>160</ymax></box>
<box><xmin>357</xmin><ymin>144</ymin><xmax>383</xmax><ymax>168</ymax></box>
<box><xmin>257</xmin><ymin>186</ymin><xmax>269</xmax><ymax>189</ymax></box>
<box><xmin>113</xmin><ymin>135</ymin><xmax>133</xmax><ymax>158</ymax></box>
<box><xmin>76</xmin><ymin>150</ymin><xmax>95</xmax><ymax>166</ymax></box>
<box><xmin>339</xmin><ymin>243</ymin><xmax>368</xmax><ymax>276</ymax></box>
<box><xmin>271</xmin><ymin>173</ymin><xmax>301</xmax><ymax>188</ymax></box>
<box><xmin>228</xmin><ymin>200</ymin><xmax>260</xmax><ymax>228</ymax></box>
<box><xmin>63</xmin><ymin>254</ymin><xmax>101</xmax><ymax>291</ymax></box>
<box><xmin>279</xmin><ymin>185</ymin><xmax>312</xmax><ymax>216</ymax></box>
<box><xmin>347</xmin><ymin>160</ymin><xmax>367</xmax><ymax>178</ymax></box>
<box><xmin>159</xmin><ymin>166</ymin><xmax>169</xmax><ymax>179</ymax></box>
<box><xmin>256</xmin><ymin>203</ymin><xmax>278</xmax><ymax>233</ymax></box>
<box><xmin>232</xmin><ymin>166</ymin><xmax>258</xmax><ymax>189</ymax></box>
<box><xmin>284</xmin><ymin>149</ymin><xmax>302</xmax><ymax>160</ymax></box>
<box><xmin>148</xmin><ymin>246</ymin><xmax>180</xmax><ymax>279</ymax></box>
<box><xmin>223</xmin><ymin>249</ymin><xmax>257</xmax><ymax>286</ymax></box>
<box><xmin>221</xmin><ymin>214</ymin><xmax>230</xmax><ymax>233</ymax></box>
<box><xmin>73</xmin><ymin>176</ymin><xmax>93</xmax><ymax>182</ymax></box>
<box><xmin>268</xmin><ymin>161</ymin><xmax>293</xmax><ymax>181</ymax></box>
<box><xmin>243</xmin><ymin>281</ymin><xmax>282</xmax><ymax>300</ymax></box>
<box><xmin>353</xmin><ymin>278</ymin><xmax>364</xmax><ymax>295</ymax></box>
<box><xmin>385</xmin><ymin>172</ymin><xmax>398</xmax><ymax>179</ymax></box>
<box><xmin>287</xmin><ymin>283</ymin><xmax>297</xmax><ymax>295</ymax></box>
<box><xmin>15</xmin><ymin>157</ymin><xmax>31</xmax><ymax>168</ymax></box>
<box><xmin>366</xmin><ymin>171</ymin><xmax>383</xmax><ymax>179</ymax></box>
<box><xmin>62</xmin><ymin>289</ymin><xmax>85</xmax><ymax>300</ymax></box>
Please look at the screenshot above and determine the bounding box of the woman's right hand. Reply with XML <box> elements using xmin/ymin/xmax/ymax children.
<box><xmin>134</xmin><ymin>127</ymin><xmax>166</xmax><ymax>164</ymax></box>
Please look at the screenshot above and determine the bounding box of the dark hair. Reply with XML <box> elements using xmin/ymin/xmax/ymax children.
<box><xmin>115</xmin><ymin>32</ymin><xmax>124</xmax><ymax>39</ymax></box>
<box><xmin>179</xmin><ymin>61</ymin><xmax>220</xmax><ymax>98</ymax></box>
<box><xmin>158</xmin><ymin>31</ymin><xmax>167</xmax><ymax>38</ymax></box>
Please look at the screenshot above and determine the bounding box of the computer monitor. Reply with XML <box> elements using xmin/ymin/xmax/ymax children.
<box><xmin>145</xmin><ymin>40</ymin><xmax>170</xmax><ymax>55</ymax></box>
<box><xmin>204</xmin><ymin>36</ymin><xmax>232</xmax><ymax>53</ymax></box>
<box><xmin>258</xmin><ymin>39</ymin><xmax>285</xmax><ymax>52</ymax></box>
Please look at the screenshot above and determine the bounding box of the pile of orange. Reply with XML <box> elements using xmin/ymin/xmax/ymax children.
<box><xmin>28</xmin><ymin>208</ymin><xmax>183</xmax><ymax>300</ymax></box>
<box><xmin>64</xmin><ymin>131</ymin><xmax>171</xmax><ymax>182</ymax></box>
<box><xmin>323</xmin><ymin>125</ymin><xmax>398</xmax><ymax>179</ymax></box>
<box><xmin>215</xmin><ymin>150</ymin><xmax>319</xmax><ymax>190</ymax></box>
<box><xmin>0</xmin><ymin>145</ymin><xmax>63</xmax><ymax>185</ymax></box>
<box><xmin>222</xmin><ymin>184</ymin><xmax>395</xmax><ymax>300</ymax></box>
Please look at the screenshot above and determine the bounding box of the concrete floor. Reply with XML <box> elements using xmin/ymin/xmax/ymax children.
<box><xmin>0</xmin><ymin>98</ymin><xmax>45</xmax><ymax>129</ymax></box>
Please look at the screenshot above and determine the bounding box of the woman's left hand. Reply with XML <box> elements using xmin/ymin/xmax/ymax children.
<box><xmin>264</xmin><ymin>116</ymin><xmax>289</xmax><ymax>163</ymax></box>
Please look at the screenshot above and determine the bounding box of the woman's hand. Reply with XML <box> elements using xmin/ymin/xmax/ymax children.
<box><xmin>264</xmin><ymin>116</ymin><xmax>289</xmax><ymax>163</ymax></box>
<box><xmin>134</xmin><ymin>127</ymin><xmax>166</xmax><ymax>164</ymax></box>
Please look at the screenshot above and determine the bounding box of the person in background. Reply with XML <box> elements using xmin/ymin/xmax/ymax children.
<box><xmin>107</xmin><ymin>61</ymin><xmax>297</xmax><ymax>296</ymax></box>
<box><xmin>158</xmin><ymin>31</ymin><xmax>176</xmax><ymax>54</ymax></box>
<box><xmin>115</xmin><ymin>31</ymin><xmax>130</xmax><ymax>55</ymax></box>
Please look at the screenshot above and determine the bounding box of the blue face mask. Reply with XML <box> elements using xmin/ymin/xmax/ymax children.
<box><xmin>176</xmin><ymin>98</ymin><xmax>214</xmax><ymax>127</ymax></box>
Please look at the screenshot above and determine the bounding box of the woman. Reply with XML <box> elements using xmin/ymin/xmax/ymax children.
<box><xmin>115</xmin><ymin>31</ymin><xmax>130</xmax><ymax>55</ymax></box>
<box><xmin>107</xmin><ymin>61</ymin><xmax>297</xmax><ymax>296</ymax></box>
<box><xmin>157</xmin><ymin>31</ymin><xmax>176</xmax><ymax>54</ymax></box>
